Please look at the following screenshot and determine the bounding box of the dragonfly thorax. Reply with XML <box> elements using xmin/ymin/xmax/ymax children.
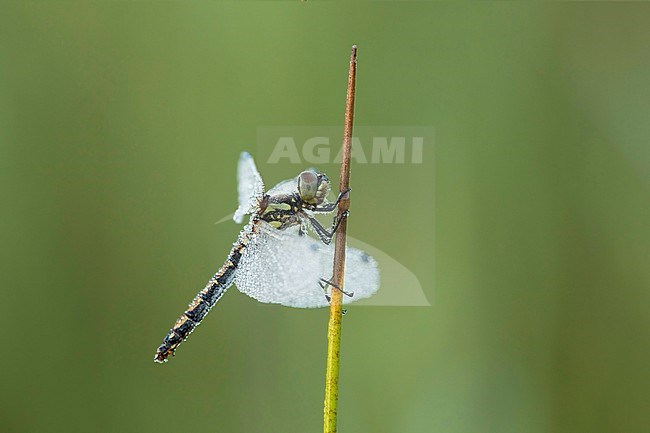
<box><xmin>257</xmin><ymin>170</ymin><xmax>332</xmax><ymax>231</ymax></box>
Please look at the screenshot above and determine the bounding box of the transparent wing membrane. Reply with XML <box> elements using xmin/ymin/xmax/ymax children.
<box><xmin>234</xmin><ymin>221</ymin><xmax>380</xmax><ymax>308</ymax></box>
<box><xmin>266</xmin><ymin>178</ymin><xmax>298</xmax><ymax>197</ymax></box>
<box><xmin>233</xmin><ymin>152</ymin><xmax>265</xmax><ymax>224</ymax></box>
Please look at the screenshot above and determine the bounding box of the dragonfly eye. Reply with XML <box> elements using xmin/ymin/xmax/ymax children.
<box><xmin>298</xmin><ymin>170</ymin><xmax>330</xmax><ymax>204</ymax></box>
<box><xmin>298</xmin><ymin>171</ymin><xmax>319</xmax><ymax>202</ymax></box>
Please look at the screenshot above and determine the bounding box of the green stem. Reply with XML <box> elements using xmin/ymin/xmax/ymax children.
<box><xmin>323</xmin><ymin>44</ymin><xmax>357</xmax><ymax>433</ymax></box>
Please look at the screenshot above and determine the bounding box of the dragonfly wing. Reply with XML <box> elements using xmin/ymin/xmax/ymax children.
<box><xmin>266</xmin><ymin>178</ymin><xmax>298</xmax><ymax>197</ymax></box>
<box><xmin>234</xmin><ymin>221</ymin><xmax>380</xmax><ymax>308</ymax></box>
<box><xmin>233</xmin><ymin>152</ymin><xmax>265</xmax><ymax>224</ymax></box>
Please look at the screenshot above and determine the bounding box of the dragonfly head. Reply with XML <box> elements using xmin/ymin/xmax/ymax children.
<box><xmin>297</xmin><ymin>170</ymin><xmax>331</xmax><ymax>205</ymax></box>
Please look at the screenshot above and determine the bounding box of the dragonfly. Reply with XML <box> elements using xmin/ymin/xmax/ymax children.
<box><xmin>154</xmin><ymin>152</ymin><xmax>380</xmax><ymax>363</ymax></box>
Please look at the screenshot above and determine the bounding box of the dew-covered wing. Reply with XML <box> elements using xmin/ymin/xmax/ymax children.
<box><xmin>234</xmin><ymin>221</ymin><xmax>380</xmax><ymax>308</ymax></box>
<box><xmin>266</xmin><ymin>177</ymin><xmax>298</xmax><ymax>197</ymax></box>
<box><xmin>233</xmin><ymin>152</ymin><xmax>265</xmax><ymax>224</ymax></box>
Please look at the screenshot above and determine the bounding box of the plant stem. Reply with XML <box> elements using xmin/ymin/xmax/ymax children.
<box><xmin>323</xmin><ymin>44</ymin><xmax>357</xmax><ymax>433</ymax></box>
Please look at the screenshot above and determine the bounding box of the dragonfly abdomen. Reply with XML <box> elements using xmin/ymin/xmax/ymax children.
<box><xmin>154</xmin><ymin>239</ymin><xmax>246</xmax><ymax>363</ymax></box>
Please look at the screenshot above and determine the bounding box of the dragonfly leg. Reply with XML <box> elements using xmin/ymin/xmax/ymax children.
<box><xmin>319</xmin><ymin>277</ymin><xmax>354</xmax><ymax>298</ymax></box>
<box><xmin>319</xmin><ymin>280</ymin><xmax>333</xmax><ymax>303</ymax></box>
<box><xmin>311</xmin><ymin>188</ymin><xmax>351</xmax><ymax>213</ymax></box>
<box><xmin>318</xmin><ymin>279</ymin><xmax>349</xmax><ymax>315</ymax></box>
<box><xmin>308</xmin><ymin>211</ymin><xmax>349</xmax><ymax>245</ymax></box>
<box><xmin>335</xmin><ymin>187</ymin><xmax>351</xmax><ymax>205</ymax></box>
<box><xmin>331</xmin><ymin>210</ymin><xmax>349</xmax><ymax>235</ymax></box>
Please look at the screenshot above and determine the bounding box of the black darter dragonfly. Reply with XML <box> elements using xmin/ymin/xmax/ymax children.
<box><xmin>154</xmin><ymin>152</ymin><xmax>379</xmax><ymax>363</ymax></box>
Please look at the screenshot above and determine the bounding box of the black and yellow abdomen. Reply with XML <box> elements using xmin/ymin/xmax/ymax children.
<box><xmin>153</xmin><ymin>238</ymin><xmax>246</xmax><ymax>363</ymax></box>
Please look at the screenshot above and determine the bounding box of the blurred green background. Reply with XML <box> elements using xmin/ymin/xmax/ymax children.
<box><xmin>1</xmin><ymin>2</ymin><xmax>649</xmax><ymax>433</ymax></box>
